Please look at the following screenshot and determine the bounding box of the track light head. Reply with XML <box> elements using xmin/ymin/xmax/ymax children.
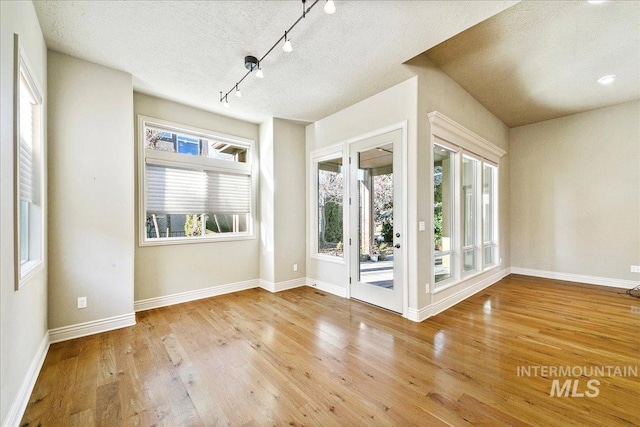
<box><xmin>283</xmin><ymin>31</ymin><xmax>293</xmax><ymax>52</ymax></box>
<box><xmin>324</xmin><ymin>0</ymin><xmax>336</xmax><ymax>14</ymax></box>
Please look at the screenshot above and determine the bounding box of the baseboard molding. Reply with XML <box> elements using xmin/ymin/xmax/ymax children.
<box><xmin>306</xmin><ymin>278</ymin><xmax>348</xmax><ymax>298</ymax></box>
<box><xmin>134</xmin><ymin>279</ymin><xmax>260</xmax><ymax>312</ymax></box>
<box><xmin>260</xmin><ymin>277</ymin><xmax>307</xmax><ymax>293</ymax></box>
<box><xmin>408</xmin><ymin>267</ymin><xmax>511</xmax><ymax>322</ymax></box>
<box><xmin>2</xmin><ymin>332</ymin><xmax>49</xmax><ymax>427</ymax></box>
<box><xmin>405</xmin><ymin>307</ymin><xmax>427</xmax><ymax>322</ymax></box>
<box><xmin>510</xmin><ymin>267</ymin><xmax>638</xmax><ymax>289</ymax></box>
<box><xmin>49</xmin><ymin>312</ymin><xmax>137</xmax><ymax>344</ymax></box>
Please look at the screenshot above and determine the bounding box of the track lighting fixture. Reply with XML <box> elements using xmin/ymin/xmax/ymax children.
<box><xmin>219</xmin><ymin>0</ymin><xmax>336</xmax><ymax>109</ymax></box>
<box><xmin>283</xmin><ymin>31</ymin><xmax>293</xmax><ymax>53</ymax></box>
<box><xmin>324</xmin><ymin>0</ymin><xmax>336</xmax><ymax>15</ymax></box>
<box><xmin>220</xmin><ymin>92</ymin><xmax>230</xmax><ymax>108</ymax></box>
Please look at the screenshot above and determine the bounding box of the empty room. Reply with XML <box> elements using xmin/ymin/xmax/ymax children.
<box><xmin>1</xmin><ymin>0</ymin><xmax>639</xmax><ymax>426</ymax></box>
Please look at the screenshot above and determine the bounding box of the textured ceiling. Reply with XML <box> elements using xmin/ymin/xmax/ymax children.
<box><xmin>424</xmin><ymin>1</ymin><xmax>640</xmax><ymax>128</ymax></box>
<box><xmin>33</xmin><ymin>0</ymin><xmax>517</xmax><ymax>124</ymax></box>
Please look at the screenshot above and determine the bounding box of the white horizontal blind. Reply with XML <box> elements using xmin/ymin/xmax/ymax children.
<box><xmin>19</xmin><ymin>76</ymin><xmax>35</xmax><ymax>204</ymax></box>
<box><xmin>146</xmin><ymin>164</ymin><xmax>250</xmax><ymax>214</ymax></box>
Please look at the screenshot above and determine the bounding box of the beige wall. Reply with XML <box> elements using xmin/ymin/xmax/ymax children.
<box><xmin>259</xmin><ymin>118</ymin><xmax>307</xmax><ymax>285</ymax></box>
<box><xmin>48</xmin><ymin>51</ymin><xmax>134</xmax><ymax>329</ymax></box>
<box><xmin>0</xmin><ymin>1</ymin><xmax>48</xmax><ymax>422</ymax></box>
<box><xmin>273</xmin><ymin>119</ymin><xmax>307</xmax><ymax>283</ymax></box>
<box><xmin>510</xmin><ymin>101</ymin><xmax>640</xmax><ymax>281</ymax></box>
<box><xmin>405</xmin><ymin>54</ymin><xmax>510</xmax><ymax>309</ymax></box>
<box><xmin>134</xmin><ymin>93</ymin><xmax>260</xmax><ymax>301</ymax></box>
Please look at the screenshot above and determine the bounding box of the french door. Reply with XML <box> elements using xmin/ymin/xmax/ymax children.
<box><xmin>349</xmin><ymin>129</ymin><xmax>403</xmax><ymax>313</ymax></box>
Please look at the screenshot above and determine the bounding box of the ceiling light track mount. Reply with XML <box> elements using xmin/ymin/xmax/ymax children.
<box><xmin>219</xmin><ymin>0</ymin><xmax>336</xmax><ymax>107</ymax></box>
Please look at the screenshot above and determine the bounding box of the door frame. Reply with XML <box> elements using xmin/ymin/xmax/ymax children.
<box><xmin>344</xmin><ymin>121</ymin><xmax>408</xmax><ymax>317</ymax></box>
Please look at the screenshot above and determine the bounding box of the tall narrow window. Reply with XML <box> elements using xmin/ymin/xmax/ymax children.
<box><xmin>15</xmin><ymin>36</ymin><xmax>44</xmax><ymax>287</ymax></box>
<box><xmin>462</xmin><ymin>155</ymin><xmax>479</xmax><ymax>273</ymax></box>
<box><xmin>433</xmin><ymin>144</ymin><xmax>455</xmax><ymax>283</ymax></box>
<box><xmin>316</xmin><ymin>156</ymin><xmax>344</xmax><ymax>258</ymax></box>
<box><xmin>139</xmin><ymin>116</ymin><xmax>254</xmax><ymax>244</ymax></box>
<box><xmin>483</xmin><ymin>163</ymin><xmax>497</xmax><ymax>267</ymax></box>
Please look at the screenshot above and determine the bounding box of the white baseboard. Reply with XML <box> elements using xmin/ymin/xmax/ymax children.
<box><xmin>510</xmin><ymin>267</ymin><xmax>638</xmax><ymax>289</ymax></box>
<box><xmin>306</xmin><ymin>278</ymin><xmax>348</xmax><ymax>298</ymax></box>
<box><xmin>407</xmin><ymin>267</ymin><xmax>511</xmax><ymax>322</ymax></box>
<box><xmin>2</xmin><ymin>332</ymin><xmax>50</xmax><ymax>427</ymax></box>
<box><xmin>260</xmin><ymin>277</ymin><xmax>307</xmax><ymax>293</ymax></box>
<box><xmin>49</xmin><ymin>312</ymin><xmax>137</xmax><ymax>344</ymax></box>
<box><xmin>134</xmin><ymin>279</ymin><xmax>260</xmax><ymax>312</ymax></box>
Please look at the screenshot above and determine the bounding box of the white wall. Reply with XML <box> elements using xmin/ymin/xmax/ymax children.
<box><xmin>134</xmin><ymin>93</ymin><xmax>260</xmax><ymax>301</ymax></box>
<box><xmin>405</xmin><ymin>54</ymin><xmax>510</xmax><ymax>311</ymax></box>
<box><xmin>305</xmin><ymin>77</ymin><xmax>419</xmax><ymax>305</ymax></box>
<box><xmin>259</xmin><ymin>119</ymin><xmax>275</xmax><ymax>284</ymax></box>
<box><xmin>510</xmin><ymin>101</ymin><xmax>640</xmax><ymax>283</ymax></box>
<box><xmin>48</xmin><ymin>51</ymin><xmax>135</xmax><ymax>329</ymax></box>
<box><xmin>0</xmin><ymin>1</ymin><xmax>48</xmax><ymax>423</ymax></box>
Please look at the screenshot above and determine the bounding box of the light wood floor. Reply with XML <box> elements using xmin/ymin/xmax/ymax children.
<box><xmin>21</xmin><ymin>275</ymin><xmax>640</xmax><ymax>426</ymax></box>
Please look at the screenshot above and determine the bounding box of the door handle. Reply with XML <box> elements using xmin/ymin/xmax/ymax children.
<box><xmin>394</xmin><ymin>244</ymin><xmax>401</xmax><ymax>249</ymax></box>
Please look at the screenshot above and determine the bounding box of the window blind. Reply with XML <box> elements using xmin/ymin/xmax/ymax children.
<box><xmin>146</xmin><ymin>164</ymin><xmax>251</xmax><ymax>214</ymax></box>
<box><xmin>19</xmin><ymin>79</ymin><xmax>35</xmax><ymax>204</ymax></box>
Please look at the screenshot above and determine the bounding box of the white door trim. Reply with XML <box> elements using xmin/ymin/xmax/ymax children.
<box><xmin>345</xmin><ymin>121</ymin><xmax>408</xmax><ymax>317</ymax></box>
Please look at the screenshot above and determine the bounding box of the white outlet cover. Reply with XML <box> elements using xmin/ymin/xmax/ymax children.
<box><xmin>419</xmin><ymin>221</ymin><xmax>426</xmax><ymax>231</ymax></box>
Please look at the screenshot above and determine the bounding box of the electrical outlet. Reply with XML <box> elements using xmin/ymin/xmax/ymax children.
<box><xmin>631</xmin><ymin>265</ymin><xmax>640</xmax><ymax>273</ymax></box>
<box><xmin>293</xmin><ymin>264</ymin><xmax>298</xmax><ymax>272</ymax></box>
<box><xmin>419</xmin><ymin>221</ymin><xmax>426</xmax><ymax>231</ymax></box>
<box><xmin>77</xmin><ymin>297</ymin><xmax>87</xmax><ymax>309</ymax></box>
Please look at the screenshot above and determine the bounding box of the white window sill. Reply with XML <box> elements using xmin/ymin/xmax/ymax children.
<box><xmin>18</xmin><ymin>259</ymin><xmax>44</xmax><ymax>289</ymax></box>
<box><xmin>139</xmin><ymin>233</ymin><xmax>256</xmax><ymax>247</ymax></box>
<box><xmin>310</xmin><ymin>253</ymin><xmax>346</xmax><ymax>265</ymax></box>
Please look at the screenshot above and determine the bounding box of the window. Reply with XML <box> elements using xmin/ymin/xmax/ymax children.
<box><xmin>433</xmin><ymin>145</ymin><xmax>454</xmax><ymax>283</ymax></box>
<box><xmin>311</xmin><ymin>148</ymin><xmax>345</xmax><ymax>261</ymax></box>
<box><xmin>139</xmin><ymin>116</ymin><xmax>255</xmax><ymax>245</ymax></box>
<box><xmin>429</xmin><ymin>111</ymin><xmax>504</xmax><ymax>292</ymax></box>
<box><xmin>462</xmin><ymin>155</ymin><xmax>479</xmax><ymax>273</ymax></box>
<box><xmin>14</xmin><ymin>35</ymin><xmax>44</xmax><ymax>287</ymax></box>
<box><xmin>483</xmin><ymin>163</ymin><xmax>497</xmax><ymax>267</ymax></box>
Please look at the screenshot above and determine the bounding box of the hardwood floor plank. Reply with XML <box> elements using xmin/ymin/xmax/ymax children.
<box><xmin>21</xmin><ymin>275</ymin><xmax>640</xmax><ymax>426</ymax></box>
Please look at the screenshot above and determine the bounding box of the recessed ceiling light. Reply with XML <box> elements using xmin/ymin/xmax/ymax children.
<box><xmin>597</xmin><ymin>75</ymin><xmax>617</xmax><ymax>85</ymax></box>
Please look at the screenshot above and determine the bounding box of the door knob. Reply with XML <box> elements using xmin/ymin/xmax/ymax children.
<box><xmin>396</xmin><ymin>233</ymin><xmax>400</xmax><ymax>238</ymax></box>
<box><xmin>394</xmin><ymin>244</ymin><xmax>401</xmax><ymax>249</ymax></box>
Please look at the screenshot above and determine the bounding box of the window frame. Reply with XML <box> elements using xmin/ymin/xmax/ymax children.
<box><xmin>482</xmin><ymin>161</ymin><xmax>498</xmax><ymax>269</ymax></box>
<box><xmin>433</xmin><ymin>140</ymin><xmax>458</xmax><ymax>288</ymax></box>
<box><xmin>429</xmin><ymin>112</ymin><xmax>505</xmax><ymax>294</ymax></box>
<box><xmin>137</xmin><ymin>115</ymin><xmax>256</xmax><ymax>246</ymax></box>
<box><xmin>310</xmin><ymin>144</ymin><xmax>347</xmax><ymax>264</ymax></box>
<box><xmin>13</xmin><ymin>34</ymin><xmax>45</xmax><ymax>289</ymax></box>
